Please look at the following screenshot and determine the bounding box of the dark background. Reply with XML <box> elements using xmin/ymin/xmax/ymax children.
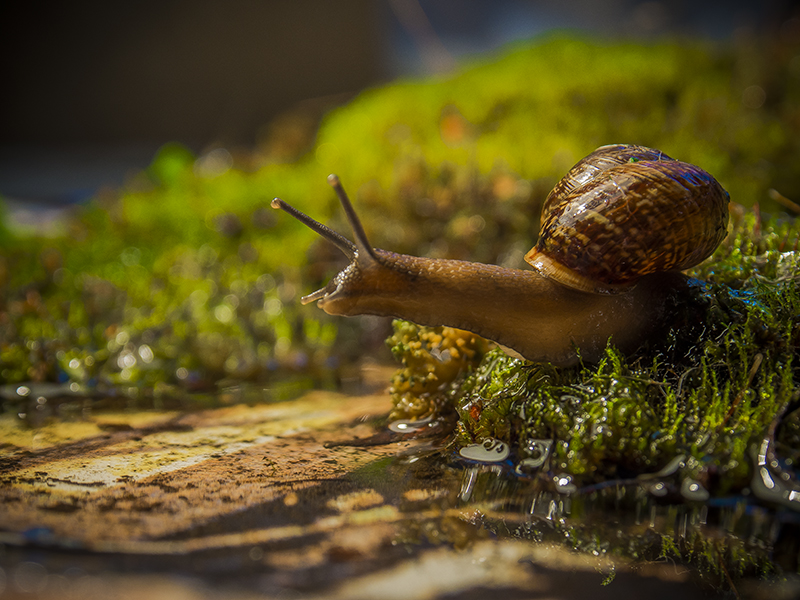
<box><xmin>0</xmin><ymin>0</ymin><xmax>795</xmax><ymax>205</ymax></box>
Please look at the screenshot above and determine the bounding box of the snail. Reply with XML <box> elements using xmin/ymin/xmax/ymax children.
<box><xmin>271</xmin><ymin>144</ymin><xmax>729</xmax><ymax>366</ymax></box>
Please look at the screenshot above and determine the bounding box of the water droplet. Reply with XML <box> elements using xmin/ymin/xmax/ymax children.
<box><xmin>750</xmin><ymin>440</ymin><xmax>800</xmax><ymax>509</ymax></box>
<box><xmin>459</xmin><ymin>438</ymin><xmax>510</xmax><ymax>462</ymax></box>
<box><xmin>214</xmin><ymin>304</ymin><xmax>234</xmax><ymax>323</ymax></box>
<box><xmin>388</xmin><ymin>415</ymin><xmax>433</xmax><ymax>433</ymax></box>
<box><xmin>515</xmin><ymin>458</ymin><xmax>542</xmax><ymax>474</ymax></box>
<box><xmin>116</xmin><ymin>352</ymin><xmax>136</xmax><ymax>370</ymax></box>
<box><xmin>138</xmin><ymin>344</ymin><xmax>154</xmax><ymax>364</ymax></box>
<box><xmin>264</xmin><ymin>297</ymin><xmax>283</xmax><ymax>316</ymax></box>
<box><xmin>554</xmin><ymin>474</ymin><xmax>577</xmax><ymax>494</ymax></box>
<box><xmin>680</xmin><ymin>478</ymin><xmax>709</xmax><ymax>501</ymax></box>
<box><xmin>515</xmin><ymin>439</ymin><xmax>552</xmax><ymax>472</ymax></box>
<box><xmin>646</xmin><ymin>481</ymin><xmax>668</xmax><ymax>497</ymax></box>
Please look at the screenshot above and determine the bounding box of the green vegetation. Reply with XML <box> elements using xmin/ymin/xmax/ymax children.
<box><xmin>1</xmin><ymin>36</ymin><xmax>798</xmax><ymax>411</ymax></box>
<box><xmin>386</xmin><ymin>206</ymin><xmax>800</xmax><ymax>587</ymax></box>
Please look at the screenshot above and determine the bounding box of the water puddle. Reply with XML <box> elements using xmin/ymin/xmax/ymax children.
<box><xmin>0</xmin><ymin>388</ymin><xmax>799</xmax><ymax>599</ymax></box>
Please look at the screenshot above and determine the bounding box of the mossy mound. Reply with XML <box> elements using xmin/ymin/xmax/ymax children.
<box><xmin>388</xmin><ymin>208</ymin><xmax>800</xmax><ymax>499</ymax></box>
<box><xmin>1</xmin><ymin>36</ymin><xmax>798</xmax><ymax>402</ymax></box>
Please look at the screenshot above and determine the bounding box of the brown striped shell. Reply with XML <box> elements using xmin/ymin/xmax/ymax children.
<box><xmin>525</xmin><ymin>144</ymin><xmax>730</xmax><ymax>293</ymax></box>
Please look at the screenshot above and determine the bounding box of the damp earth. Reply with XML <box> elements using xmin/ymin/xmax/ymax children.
<box><xmin>1</xmin><ymin>373</ymin><xmax>799</xmax><ymax>600</ymax></box>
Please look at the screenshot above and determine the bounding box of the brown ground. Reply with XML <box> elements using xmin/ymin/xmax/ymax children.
<box><xmin>1</xmin><ymin>389</ymin><xmax>797</xmax><ymax>599</ymax></box>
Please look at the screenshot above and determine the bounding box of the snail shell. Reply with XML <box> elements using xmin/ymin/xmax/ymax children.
<box><xmin>526</xmin><ymin>144</ymin><xmax>730</xmax><ymax>293</ymax></box>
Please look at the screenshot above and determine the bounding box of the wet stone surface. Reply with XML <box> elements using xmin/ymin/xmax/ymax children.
<box><xmin>0</xmin><ymin>389</ymin><xmax>799</xmax><ymax>599</ymax></box>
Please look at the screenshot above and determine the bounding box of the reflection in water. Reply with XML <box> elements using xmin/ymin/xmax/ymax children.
<box><xmin>1</xmin><ymin>388</ymin><xmax>799</xmax><ymax>598</ymax></box>
<box><xmin>441</xmin><ymin>442</ymin><xmax>800</xmax><ymax>591</ymax></box>
<box><xmin>753</xmin><ymin>434</ymin><xmax>800</xmax><ymax>511</ymax></box>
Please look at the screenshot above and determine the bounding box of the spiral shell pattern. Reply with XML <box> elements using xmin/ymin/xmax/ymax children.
<box><xmin>525</xmin><ymin>145</ymin><xmax>730</xmax><ymax>293</ymax></box>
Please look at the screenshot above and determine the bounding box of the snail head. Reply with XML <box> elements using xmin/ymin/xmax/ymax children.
<box><xmin>271</xmin><ymin>175</ymin><xmax>396</xmax><ymax>317</ymax></box>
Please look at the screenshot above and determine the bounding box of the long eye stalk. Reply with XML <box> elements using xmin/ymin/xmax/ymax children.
<box><xmin>326</xmin><ymin>174</ymin><xmax>377</xmax><ymax>260</ymax></box>
<box><xmin>270</xmin><ymin>174</ymin><xmax>377</xmax><ymax>263</ymax></box>
<box><xmin>270</xmin><ymin>197</ymin><xmax>356</xmax><ymax>260</ymax></box>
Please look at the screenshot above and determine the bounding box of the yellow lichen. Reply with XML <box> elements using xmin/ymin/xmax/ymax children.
<box><xmin>387</xmin><ymin>321</ymin><xmax>487</xmax><ymax>420</ymax></box>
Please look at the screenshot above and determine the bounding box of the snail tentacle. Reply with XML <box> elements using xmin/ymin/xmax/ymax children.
<box><xmin>326</xmin><ymin>174</ymin><xmax>378</xmax><ymax>262</ymax></box>
<box><xmin>271</xmin><ymin>197</ymin><xmax>356</xmax><ymax>260</ymax></box>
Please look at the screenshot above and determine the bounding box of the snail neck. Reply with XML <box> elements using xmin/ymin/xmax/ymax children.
<box><xmin>318</xmin><ymin>250</ymin><xmax>684</xmax><ymax>366</ymax></box>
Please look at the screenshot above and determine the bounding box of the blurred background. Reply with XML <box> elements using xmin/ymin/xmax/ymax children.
<box><xmin>1</xmin><ymin>0</ymin><xmax>796</xmax><ymax>210</ymax></box>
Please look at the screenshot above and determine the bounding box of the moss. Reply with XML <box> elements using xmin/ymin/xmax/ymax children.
<box><xmin>1</xmin><ymin>36</ymin><xmax>799</xmax><ymax>401</ymax></box>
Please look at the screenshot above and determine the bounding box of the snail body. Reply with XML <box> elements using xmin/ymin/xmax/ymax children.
<box><xmin>272</xmin><ymin>145</ymin><xmax>729</xmax><ymax>366</ymax></box>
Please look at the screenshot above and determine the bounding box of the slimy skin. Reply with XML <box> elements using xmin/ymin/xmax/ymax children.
<box><xmin>314</xmin><ymin>248</ymin><xmax>683</xmax><ymax>366</ymax></box>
